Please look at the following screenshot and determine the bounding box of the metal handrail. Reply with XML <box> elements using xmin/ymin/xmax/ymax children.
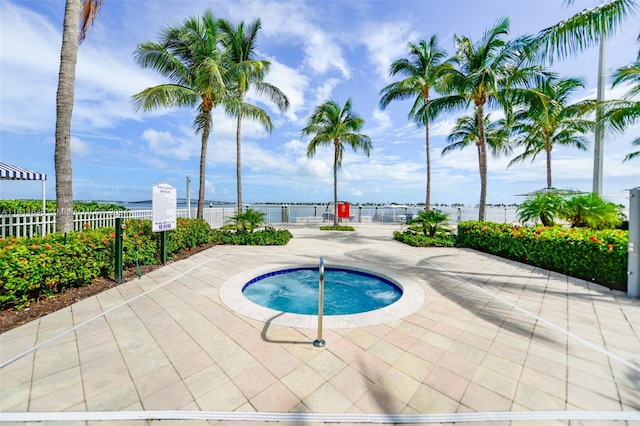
<box><xmin>314</xmin><ymin>257</ymin><xmax>326</xmax><ymax>347</ymax></box>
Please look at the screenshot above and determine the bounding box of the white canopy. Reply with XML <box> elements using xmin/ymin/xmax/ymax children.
<box><xmin>0</xmin><ymin>162</ymin><xmax>47</xmax><ymax>213</ymax></box>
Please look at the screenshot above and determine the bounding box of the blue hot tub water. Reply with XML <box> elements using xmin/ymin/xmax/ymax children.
<box><xmin>242</xmin><ymin>267</ymin><xmax>402</xmax><ymax>315</ymax></box>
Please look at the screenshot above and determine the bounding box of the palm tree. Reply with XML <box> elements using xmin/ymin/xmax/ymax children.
<box><xmin>535</xmin><ymin>0</ymin><xmax>639</xmax><ymax>194</ymax></box>
<box><xmin>431</xmin><ymin>17</ymin><xmax>534</xmax><ymax>220</ymax></box>
<box><xmin>132</xmin><ymin>11</ymin><xmax>273</xmax><ymax>220</ymax></box>
<box><xmin>302</xmin><ymin>99</ymin><xmax>372</xmax><ymax>227</ymax></box>
<box><xmin>55</xmin><ymin>0</ymin><xmax>103</xmax><ymax>233</ymax></box>
<box><xmin>217</xmin><ymin>18</ymin><xmax>289</xmax><ymax>214</ymax></box>
<box><xmin>379</xmin><ymin>36</ymin><xmax>451</xmax><ymax>211</ymax></box>
<box><xmin>442</xmin><ymin>111</ymin><xmax>512</xmax><ymax>198</ymax></box>
<box><xmin>608</xmin><ymin>37</ymin><xmax>640</xmax><ymax>160</ymax></box>
<box><xmin>508</xmin><ymin>76</ymin><xmax>595</xmax><ymax>187</ymax></box>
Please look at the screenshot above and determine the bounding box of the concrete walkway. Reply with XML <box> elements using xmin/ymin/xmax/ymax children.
<box><xmin>1</xmin><ymin>224</ymin><xmax>639</xmax><ymax>425</ymax></box>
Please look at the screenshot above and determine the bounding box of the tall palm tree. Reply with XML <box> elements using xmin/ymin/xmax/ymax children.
<box><xmin>379</xmin><ymin>36</ymin><xmax>451</xmax><ymax>211</ymax></box>
<box><xmin>608</xmin><ymin>38</ymin><xmax>640</xmax><ymax>160</ymax></box>
<box><xmin>535</xmin><ymin>0</ymin><xmax>639</xmax><ymax>194</ymax></box>
<box><xmin>217</xmin><ymin>18</ymin><xmax>289</xmax><ymax>214</ymax></box>
<box><xmin>442</xmin><ymin>112</ymin><xmax>512</xmax><ymax>191</ymax></box>
<box><xmin>430</xmin><ymin>17</ymin><xmax>536</xmax><ymax>220</ymax></box>
<box><xmin>132</xmin><ymin>10</ymin><xmax>272</xmax><ymax>219</ymax></box>
<box><xmin>55</xmin><ymin>0</ymin><xmax>103</xmax><ymax>233</ymax></box>
<box><xmin>508</xmin><ymin>76</ymin><xmax>595</xmax><ymax>187</ymax></box>
<box><xmin>302</xmin><ymin>99</ymin><xmax>372</xmax><ymax>227</ymax></box>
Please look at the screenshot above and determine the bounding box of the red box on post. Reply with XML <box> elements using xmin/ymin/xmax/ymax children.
<box><xmin>338</xmin><ymin>203</ymin><xmax>350</xmax><ymax>218</ymax></box>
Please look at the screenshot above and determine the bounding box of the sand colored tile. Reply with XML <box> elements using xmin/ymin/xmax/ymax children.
<box><xmin>196</xmin><ymin>380</ymin><xmax>246</xmax><ymax>411</ymax></box>
<box><xmin>307</xmin><ymin>349</ymin><xmax>347</xmax><ymax>380</ymax></box>
<box><xmin>328</xmin><ymin>365</ymin><xmax>374</xmax><ymax>403</ymax></box>
<box><xmin>249</xmin><ymin>381</ymin><xmax>300</xmax><ymax>412</ymax></box>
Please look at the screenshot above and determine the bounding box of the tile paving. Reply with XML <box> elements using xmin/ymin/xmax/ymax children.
<box><xmin>1</xmin><ymin>223</ymin><xmax>639</xmax><ymax>425</ymax></box>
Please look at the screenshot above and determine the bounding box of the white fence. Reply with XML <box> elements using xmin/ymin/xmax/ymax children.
<box><xmin>0</xmin><ymin>205</ymin><xmax>522</xmax><ymax>238</ymax></box>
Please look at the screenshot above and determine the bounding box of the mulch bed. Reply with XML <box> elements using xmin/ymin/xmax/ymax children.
<box><xmin>0</xmin><ymin>243</ymin><xmax>216</xmax><ymax>334</ymax></box>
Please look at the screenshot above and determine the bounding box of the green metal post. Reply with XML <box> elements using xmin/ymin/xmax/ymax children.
<box><xmin>160</xmin><ymin>230</ymin><xmax>167</xmax><ymax>265</ymax></box>
<box><xmin>115</xmin><ymin>218</ymin><xmax>123</xmax><ymax>284</ymax></box>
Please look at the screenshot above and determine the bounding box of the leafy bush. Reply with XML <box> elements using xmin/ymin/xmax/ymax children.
<box><xmin>0</xmin><ymin>218</ymin><xmax>213</xmax><ymax>310</ymax></box>
<box><xmin>517</xmin><ymin>191</ymin><xmax>624</xmax><ymax>229</ymax></box>
<box><xmin>406</xmin><ymin>210</ymin><xmax>450</xmax><ymax>237</ymax></box>
<box><xmin>457</xmin><ymin>221</ymin><xmax>628</xmax><ymax>291</ymax></box>
<box><xmin>211</xmin><ymin>227</ymin><xmax>292</xmax><ymax>245</ymax></box>
<box><xmin>393</xmin><ymin>231</ymin><xmax>456</xmax><ymax>247</ymax></box>
<box><xmin>319</xmin><ymin>225</ymin><xmax>355</xmax><ymax>231</ymax></box>
<box><xmin>225</xmin><ymin>208</ymin><xmax>267</xmax><ymax>232</ymax></box>
<box><xmin>517</xmin><ymin>191</ymin><xmax>566</xmax><ymax>226</ymax></box>
<box><xmin>559</xmin><ymin>193</ymin><xmax>623</xmax><ymax>229</ymax></box>
<box><xmin>0</xmin><ymin>200</ymin><xmax>127</xmax><ymax>213</ymax></box>
<box><xmin>0</xmin><ymin>231</ymin><xmax>113</xmax><ymax>309</ymax></box>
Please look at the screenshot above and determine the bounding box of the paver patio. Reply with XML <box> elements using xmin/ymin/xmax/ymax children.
<box><xmin>1</xmin><ymin>224</ymin><xmax>639</xmax><ymax>425</ymax></box>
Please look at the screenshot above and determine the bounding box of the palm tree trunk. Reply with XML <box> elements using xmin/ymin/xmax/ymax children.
<box><xmin>333</xmin><ymin>141</ymin><xmax>339</xmax><ymax>227</ymax></box>
<box><xmin>545</xmin><ymin>133</ymin><xmax>553</xmax><ymax>188</ymax></box>
<box><xmin>476</xmin><ymin>105</ymin><xmax>488</xmax><ymax>221</ymax></box>
<box><xmin>424</xmin><ymin>116</ymin><xmax>431</xmax><ymax>212</ymax></box>
<box><xmin>236</xmin><ymin>113</ymin><xmax>243</xmax><ymax>214</ymax></box>
<box><xmin>54</xmin><ymin>0</ymin><xmax>81</xmax><ymax>234</ymax></box>
<box><xmin>197</xmin><ymin>121</ymin><xmax>210</xmax><ymax>220</ymax></box>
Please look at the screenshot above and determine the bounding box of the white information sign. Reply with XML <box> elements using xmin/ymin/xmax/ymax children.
<box><xmin>152</xmin><ymin>183</ymin><xmax>177</xmax><ymax>232</ymax></box>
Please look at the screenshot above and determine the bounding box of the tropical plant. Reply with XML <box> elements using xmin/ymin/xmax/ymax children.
<box><xmin>406</xmin><ymin>210</ymin><xmax>450</xmax><ymax>237</ymax></box>
<box><xmin>54</xmin><ymin>0</ymin><xmax>103</xmax><ymax>233</ymax></box>
<box><xmin>132</xmin><ymin>10</ymin><xmax>273</xmax><ymax>220</ymax></box>
<box><xmin>217</xmin><ymin>18</ymin><xmax>290</xmax><ymax>213</ymax></box>
<box><xmin>226</xmin><ymin>208</ymin><xmax>267</xmax><ymax>232</ymax></box>
<box><xmin>516</xmin><ymin>191</ymin><xmax>567</xmax><ymax>226</ymax></box>
<box><xmin>608</xmin><ymin>36</ymin><xmax>640</xmax><ymax>160</ymax></box>
<box><xmin>508</xmin><ymin>76</ymin><xmax>594</xmax><ymax>187</ymax></box>
<box><xmin>431</xmin><ymin>17</ymin><xmax>539</xmax><ymax>221</ymax></box>
<box><xmin>534</xmin><ymin>0</ymin><xmax>639</xmax><ymax>193</ymax></box>
<box><xmin>559</xmin><ymin>193</ymin><xmax>624</xmax><ymax>229</ymax></box>
<box><xmin>302</xmin><ymin>99</ymin><xmax>372</xmax><ymax>227</ymax></box>
<box><xmin>379</xmin><ymin>36</ymin><xmax>451</xmax><ymax>211</ymax></box>
<box><xmin>442</xmin><ymin>111</ymin><xmax>512</xmax><ymax>201</ymax></box>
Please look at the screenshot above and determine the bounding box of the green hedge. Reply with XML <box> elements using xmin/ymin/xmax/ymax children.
<box><xmin>456</xmin><ymin>221</ymin><xmax>628</xmax><ymax>291</ymax></box>
<box><xmin>211</xmin><ymin>227</ymin><xmax>293</xmax><ymax>245</ymax></box>
<box><xmin>1</xmin><ymin>219</ymin><xmax>295</xmax><ymax>310</ymax></box>
<box><xmin>393</xmin><ymin>231</ymin><xmax>456</xmax><ymax>247</ymax></box>
<box><xmin>0</xmin><ymin>218</ymin><xmax>213</xmax><ymax>309</ymax></box>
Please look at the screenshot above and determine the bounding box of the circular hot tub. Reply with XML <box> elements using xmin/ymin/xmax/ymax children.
<box><xmin>242</xmin><ymin>267</ymin><xmax>402</xmax><ymax>315</ymax></box>
<box><xmin>220</xmin><ymin>264</ymin><xmax>425</xmax><ymax>329</ymax></box>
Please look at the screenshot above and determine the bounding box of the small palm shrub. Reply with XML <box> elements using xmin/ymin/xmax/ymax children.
<box><xmin>394</xmin><ymin>210</ymin><xmax>455</xmax><ymax>247</ymax></box>
<box><xmin>407</xmin><ymin>210</ymin><xmax>451</xmax><ymax>237</ymax></box>
<box><xmin>517</xmin><ymin>192</ymin><xmax>624</xmax><ymax>230</ymax></box>
<box><xmin>517</xmin><ymin>191</ymin><xmax>566</xmax><ymax>226</ymax></box>
<box><xmin>226</xmin><ymin>208</ymin><xmax>267</xmax><ymax>232</ymax></box>
<box><xmin>559</xmin><ymin>193</ymin><xmax>624</xmax><ymax>229</ymax></box>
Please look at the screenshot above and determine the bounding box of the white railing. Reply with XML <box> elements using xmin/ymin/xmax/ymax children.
<box><xmin>1</xmin><ymin>205</ymin><xmax>523</xmax><ymax>238</ymax></box>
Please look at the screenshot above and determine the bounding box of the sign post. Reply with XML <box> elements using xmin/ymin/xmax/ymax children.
<box><xmin>152</xmin><ymin>183</ymin><xmax>177</xmax><ymax>265</ymax></box>
<box><xmin>628</xmin><ymin>187</ymin><xmax>639</xmax><ymax>298</ymax></box>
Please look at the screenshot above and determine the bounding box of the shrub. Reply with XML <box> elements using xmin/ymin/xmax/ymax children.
<box><xmin>211</xmin><ymin>227</ymin><xmax>292</xmax><ymax>245</ymax></box>
<box><xmin>457</xmin><ymin>221</ymin><xmax>628</xmax><ymax>291</ymax></box>
<box><xmin>393</xmin><ymin>231</ymin><xmax>456</xmax><ymax>247</ymax></box>
<box><xmin>319</xmin><ymin>225</ymin><xmax>355</xmax><ymax>231</ymax></box>
<box><xmin>406</xmin><ymin>210</ymin><xmax>450</xmax><ymax>237</ymax></box>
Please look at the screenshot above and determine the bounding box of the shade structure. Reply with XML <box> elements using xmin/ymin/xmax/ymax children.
<box><xmin>0</xmin><ymin>163</ymin><xmax>47</xmax><ymax>181</ymax></box>
<box><xmin>0</xmin><ymin>163</ymin><xmax>48</xmax><ymax>235</ymax></box>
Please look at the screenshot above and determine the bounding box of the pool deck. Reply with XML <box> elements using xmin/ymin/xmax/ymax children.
<box><xmin>1</xmin><ymin>223</ymin><xmax>639</xmax><ymax>425</ymax></box>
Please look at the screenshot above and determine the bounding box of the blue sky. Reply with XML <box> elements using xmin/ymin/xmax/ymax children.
<box><xmin>1</xmin><ymin>0</ymin><xmax>638</xmax><ymax>207</ymax></box>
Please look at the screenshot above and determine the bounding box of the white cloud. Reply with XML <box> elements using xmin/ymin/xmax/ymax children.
<box><xmin>312</xmin><ymin>78</ymin><xmax>342</xmax><ymax>105</ymax></box>
<box><xmin>360</xmin><ymin>20</ymin><xmax>419</xmax><ymax>81</ymax></box>
<box><xmin>71</xmin><ymin>136</ymin><xmax>91</xmax><ymax>158</ymax></box>
<box><xmin>142</xmin><ymin>128</ymin><xmax>199</xmax><ymax>160</ymax></box>
<box><xmin>249</xmin><ymin>57</ymin><xmax>309</xmax><ymax>122</ymax></box>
